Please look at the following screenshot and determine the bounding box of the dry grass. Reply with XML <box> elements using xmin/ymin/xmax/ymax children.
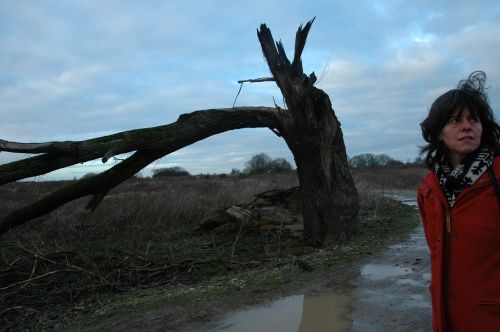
<box><xmin>352</xmin><ymin>164</ymin><xmax>427</xmax><ymax>191</ymax></box>
<box><xmin>0</xmin><ymin>166</ymin><xmax>425</xmax><ymax>330</ymax></box>
<box><xmin>0</xmin><ymin>173</ymin><xmax>302</xmax><ymax>330</ymax></box>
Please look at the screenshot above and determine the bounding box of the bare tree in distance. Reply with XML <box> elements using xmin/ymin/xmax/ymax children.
<box><xmin>0</xmin><ymin>18</ymin><xmax>359</xmax><ymax>245</ymax></box>
<box><xmin>243</xmin><ymin>153</ymin><xmax>293</xmax><ymax>174</ymax></box>
<box><xmin>244</xmin><ymin>153</ymin><xmax>273</xmax><ymax>174</ymax></box>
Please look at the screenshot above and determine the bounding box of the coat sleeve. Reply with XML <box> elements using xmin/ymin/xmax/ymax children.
<box><xmin>417</xmin><ymin>189</ymin><xmax>434</xmax><ymax>296</ymax></box>
<box><xmin>417</xmin><ymin>189</ymin><xmax>433</xmax><ymax>249</ymax></box>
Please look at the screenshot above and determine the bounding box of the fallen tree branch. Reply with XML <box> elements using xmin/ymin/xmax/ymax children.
<box><xmin>0</xmin><ymin>139</ymin><xmax>83</xmax><ymax>154</ymax></box>
<box><xmin>0</xmin><ymin>107</ymin><xmax>280</xmax><ymax>234</ymax></box>
<box><xmin>6</xmin><ymin>242</ymin><xmax>95</xmax><ymax>277</ymax></box>
<box><xmin>0</xmin><ymin>258</ymin><xmax>19</xmax><ymax>273</ymax></box>
<box><xmin>0</xmin><ymin>107</ymin><xmax>279</xmax><ymax>185</ymax></box>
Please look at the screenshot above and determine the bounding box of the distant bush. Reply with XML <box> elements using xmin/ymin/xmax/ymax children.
<box><xmin>244</xmin><ymin>153</ymin><xmax>294</xmax><ymax>174</ymax></box>
<box><xmin>81</xmin><ymin>172</ymin><xmax>98</xmax><ymax>179</ymax></box>
<box><xmin>269</xmin><ymin>158</ymin><xmax>293</xmax><ymax>173</ymax></box>
<box><xmin>244</xmin><ymin>153</ymin><xmax>272</xmax><ymax>174</ymax></box>
<box><xmin>153</xmin><ymin>166</ymin><xmax>190</xmax><ymax>177</ymax></box>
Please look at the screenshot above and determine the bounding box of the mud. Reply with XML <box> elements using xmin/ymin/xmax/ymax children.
<box><xmin>202</xmin><ymin>193</ymin><xmax>432</xmax><ymax>332</ymax></box>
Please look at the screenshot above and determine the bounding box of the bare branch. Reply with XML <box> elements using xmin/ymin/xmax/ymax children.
<box><xmin>257</xmin><ymin>18</ymin><xmax>317</xmax><ymax>111</ymax></box>
<box><xmin>0</xmin><ymin>139</ymin><xmax>77</xmax><ymax>154</ymax></box>
<box><xmin>292</xmin><ymin>17</ymin><xmax>315</xmax><ymax>75</ymax></box>
<box><xmin>233</xmin><ymin>77</ymin><xmax>275</xmax><ymax>107</ymax></box>
<box><xmin>0</xmin><ymin>107</ymin><xmax>280</xmax><ymax>185</ymax></box>
<box><xmin>0</xmin><ymin>151</ymin><xmax>149</xmax><ymax>234</ymax></box>
<box><xmin>237</xmin><ymin>77</ymin><xmax>275</xmax><ymax>84</ymax></box>
<box><xmin>0</xmin><ymin>107</ymin><xmax>281</xmax><ymax>234</ymax></box>
<box><xmin>0</xmin><ymin>270</ymin><xmax>77</xmax><ymax>292</ymax></box>
<box><xmin>257</xmin><ymin>24</ymin><xmax>291</xmax><ymax>95</ymax></box>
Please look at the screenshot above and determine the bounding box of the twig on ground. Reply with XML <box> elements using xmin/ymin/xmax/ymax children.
<box><xmin>0</xmin><ymin>270</ymin><xmax>77</xmax><ymax>292</ymax></box>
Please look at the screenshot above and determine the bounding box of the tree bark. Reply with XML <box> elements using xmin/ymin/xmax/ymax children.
<box><xmin>257</xmin><ymin>19</ymin><xmax>359</xmax><ymax>244</ymax></box>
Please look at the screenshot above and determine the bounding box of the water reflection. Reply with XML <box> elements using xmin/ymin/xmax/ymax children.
<box><xmin>361</xmin><ymin>263</ymin><xmax>411</xmax><ymax>280</ymax></box>
<box><xmin>205</xmin><ymin>292</ymin><xmax>352</xmax><ymax>332</ymax></box>
<box><xmin>298</xmin><ymin>292</ymin><xmax>351</xmax><ymax>332</ymax></box>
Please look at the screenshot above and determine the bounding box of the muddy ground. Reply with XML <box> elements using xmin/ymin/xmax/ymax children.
<box><xmin>200</xmin><ymin>220</ymin><xmax>432</xmax><ymax>332</ymax></box>
<box><xmin>51</xmin><ymin>192</ymin><xmax>431</xmax><ymax>332</ymax></box>
<box><xmin>194</xmin><ymin>192</ymin><xmax>432</xmax><ymax>332</ymax></box>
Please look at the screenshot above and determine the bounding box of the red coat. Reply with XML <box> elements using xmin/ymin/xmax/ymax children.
<box><xmin>417</xmin><ymin>156</ymin><xmax>500</xmax><ymax>331</ymax></box>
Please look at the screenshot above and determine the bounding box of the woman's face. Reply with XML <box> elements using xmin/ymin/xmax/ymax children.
<box><xmin>439</xmin><ymin>107</ymin><xmax>482</xmax><ymax>166</ymax></box>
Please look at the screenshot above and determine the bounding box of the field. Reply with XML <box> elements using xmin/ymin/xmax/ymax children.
<box><xmin>0</xmin><ymin>165</ymin><xmax>427</xmax><ymax>331</ymax></box>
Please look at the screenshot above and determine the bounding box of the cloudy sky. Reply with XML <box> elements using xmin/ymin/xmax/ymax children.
<box><xmin>1</xmin><ymin>0</ymin><xmax>500</xmax><ymax>179</ymax></box>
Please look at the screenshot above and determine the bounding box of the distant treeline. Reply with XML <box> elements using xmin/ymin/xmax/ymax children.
<box><xmin>348</xmin><ymin>153</ymin><xmax>423</xmax><ymax>168</ymax></box>
<box><xmin>150</xmin><ymin>153</ymin><xmax>293</xmax><ymax>178</ymax></box>
<box><xmin>81</xmin><ymin>153</ymin><xmax>423</xmax><ymax>179</ymax></box>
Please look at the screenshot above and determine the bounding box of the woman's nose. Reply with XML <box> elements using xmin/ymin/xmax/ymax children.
<box><xmin>461</xmin><ymin>119</ymin><xmax>473</xmax><ymax>130</ymax></box>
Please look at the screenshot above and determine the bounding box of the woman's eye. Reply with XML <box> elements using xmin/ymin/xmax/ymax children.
<box><xmin>449</xmin><ymin>117</ymin><xmax>459</xmax><ymax>124</ymax></box>
<box><xmin>470</xmin><ymin>116</ymin><xmax>479</xmax><ymax>123</ymax></box>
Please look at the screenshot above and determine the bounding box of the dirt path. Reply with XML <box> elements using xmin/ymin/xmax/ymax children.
<box><xmin>201</xmin><ymin>194</ymin><xmax>432</xmax><ymax>332</ymax></box>
<box><xmin>350</xmin><ymin>225</ymin><xmax>432</xmax><ymax>331</ymax></box>
<box><xmin>60</xmin><ymin>193</ymin><xmax>429</xmax><ymax>332</ymax></box>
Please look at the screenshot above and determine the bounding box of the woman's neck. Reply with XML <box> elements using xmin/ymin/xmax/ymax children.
<box><xmin>448</xmin><ymin>153</ymin><xmax>464</xmax><ymax>168</ymax></box>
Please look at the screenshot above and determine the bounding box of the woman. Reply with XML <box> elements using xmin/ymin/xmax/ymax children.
<box><xmin>417</xmin><ymin>71</ymin><xmax>500</xmax><ymax>331</ymax></box>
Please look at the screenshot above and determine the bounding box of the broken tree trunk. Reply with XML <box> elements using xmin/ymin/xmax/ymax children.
<box><xmin>0</xmin><ymin>19</ymin><xmax>359</xmax><ymax>245</ymax></box>
<box><xmin>257</xmin><ymin>19</ymin><xmax>359</xmax><ymax>244</ymax></box>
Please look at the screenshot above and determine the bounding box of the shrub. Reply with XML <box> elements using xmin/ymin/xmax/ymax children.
<box><xmin>152</xmin><ymin>166</ymin><xmax>190</xmax><ymax>177</ymax></box>
<box><xmin>269</xmin><ymin>158</ymin><xmax>293</xmax><ymax>173</ymax></box>
<box><xmin>244</xmin><ymin>153</ymin><xmax>272</xmax><ymax>174</ymax></box>
<box><xmin>244</xmin><ymin>153</ymin><xmax>294</xmax><ymax>174</ymax></box>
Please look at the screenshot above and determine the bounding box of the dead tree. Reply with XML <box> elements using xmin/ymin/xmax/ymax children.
<box><xmin>0</xmin><ymin>19</ymin><xmax>358</xmax><ymax>245</ymax></box>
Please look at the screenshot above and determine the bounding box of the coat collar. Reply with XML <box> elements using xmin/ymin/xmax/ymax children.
<box><xmin>418</xmin><ymin>156</ymin><xmax>500</xmax><ymax>208</ymax></box>
<box><xmin>418</xmin><ymin>171</ymin><xmax>448</xmax><ymax>207</ymax></box>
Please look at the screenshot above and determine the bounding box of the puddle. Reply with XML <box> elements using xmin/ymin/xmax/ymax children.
<box><xmin>391</xmin><ymin>197</ymin><xmax>418</xmax><ymax>207</ymax></box>
<box><xmin>361</xmin><ymin>263</ymin><xmax>411</xmax><ymax>280</ymax></box>
<box><xmin>390</xmin><ymin>229</ymin><xmax>428</xmax><ymax>252</ymax></box>
<box><xmin>384</xmin><ymin>191</ymin><xmax>419</xmax><ymax>208</ymax></box>
<box><xmin>204</xmin><ymin>295</ymin><xmax>303</xmax><ymax>332</ymax></box>
<box><xmin>401</xmin><ymin>294</ymin><xmax>432</xmax><ymax>309</ymax></box>
<box><xmin>397</xmin><ymin>277</ymin><xmax>422</xmax><ymax>286</ymax></box>
<box><xmin>205</xmin><ymin>292</ymin><xmax>351</xmax><ymax>332</ymax></box>
<box><xmin>388</xmin><ymin>243</ymin><xmax>404</xmax><ymax>250</ymax></box>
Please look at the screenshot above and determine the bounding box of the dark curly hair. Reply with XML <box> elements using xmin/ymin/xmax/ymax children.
<box><xmin>420</xmin><ymin>71</ymin><xmax>500</xmax><ymax>168</ymax></box>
